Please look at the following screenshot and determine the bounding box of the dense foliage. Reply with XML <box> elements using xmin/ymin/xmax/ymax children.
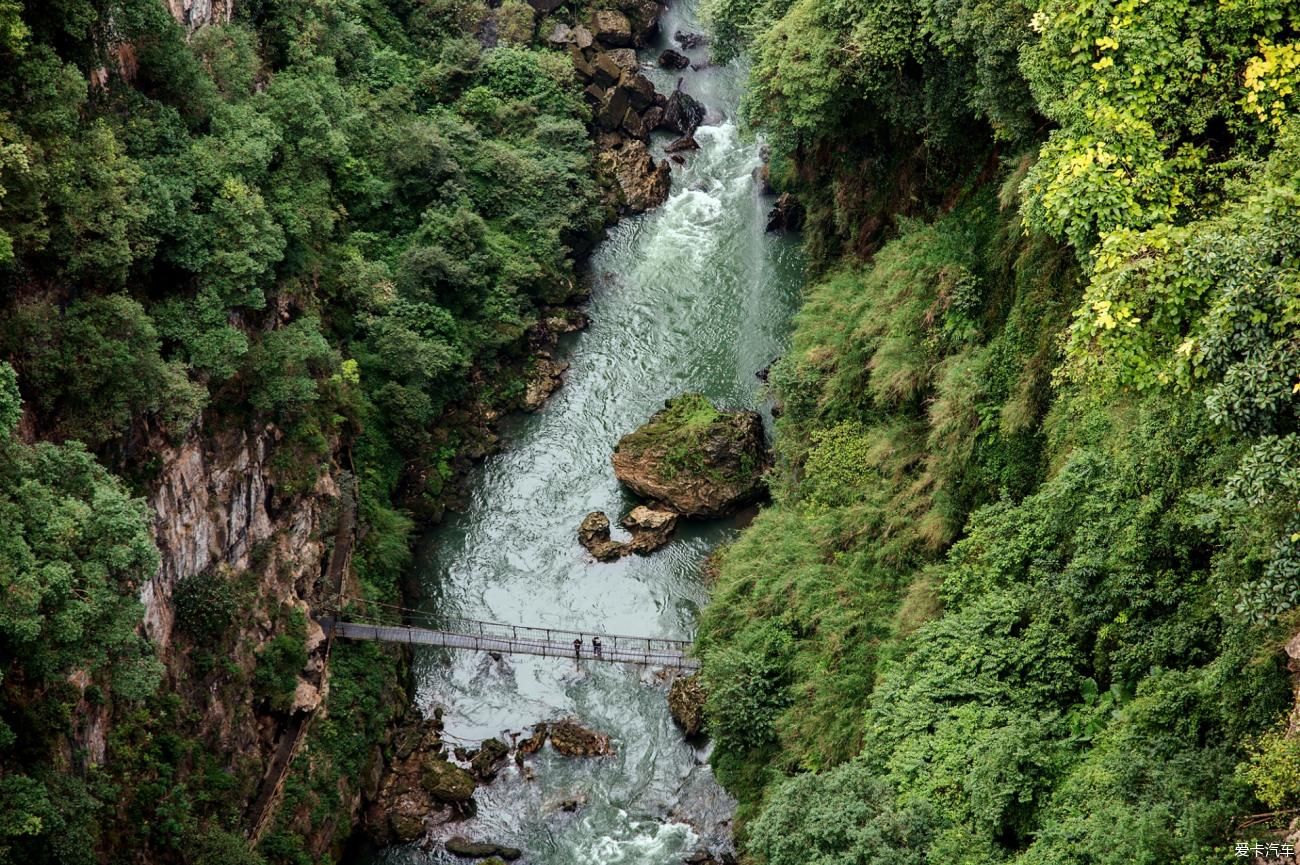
<box><xmin>698</xmin><ymin>0</ymin><xmax>1300</xmax><ymax>860</ymax></box>
<box><xmin>0</xmin><ymin>0</ymin><xmax>603</xmax><ymax>861</ymax></box>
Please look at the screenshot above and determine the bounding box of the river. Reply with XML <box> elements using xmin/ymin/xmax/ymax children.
<box><xmin>377</xmin><ymin>4</ymin><xmax>804</xmax><ymax>862</ymax></box>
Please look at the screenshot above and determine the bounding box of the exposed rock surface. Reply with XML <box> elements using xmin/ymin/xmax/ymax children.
<box><xmin>669</xmin><ymin>674</ymin><xmax>707</xmax><ymax>737</ymax></box>
<box><xmin>446</xmin><ymin>836</ymin><xmax>523</xmax><ymax>860</ymax></box>
<box><xmin>665</xmin><ymin>135</ymin><xmax>700</xmax><ymax>154</ymax></box>
<box><xmin>597</xmin><ymin>139</ymin><xmax>672</xmax><ymax>214</ymax></box>
<box><xmin>469</xmin><ymin>737</ymin><xmax>510</xmax><ymax>781</ymax></box>
<box><xmin>523</xmin><ymin>356</ymin><xmax>570</xmax><ymax>411</ymax></box>
<box><xmin>615</xmin><ymin>0</ymin><xmax>664</xmax><ymax>45</ymax></box>
<box><xmin>578</xmin><ymin>505</ymin><xmax>679</xmax><ymax>560</ymax></box>
<box><xmin>558</xmin><ymin>11</ymin><xmax>708</xmax><ymax>213</ymax></box>
<box><xmin>166</xmin><ymin>0</ymin><xmax>233</xmax><ymax>30</ymax></box>
<box><xmin>366</xmin><ymin>714</ymin><xmax>481</xmax><ymax>844</ymax></box>
<box><xmin>608</xmin><ymin>47</ymin><xmax>640</xmax><ymax>71</ymax></box>
<box><xmin>550</xmin><ymin>718</ymin><xmax>616</xmax><ymax>756</ymax></box>
<box><xmin>612</xmin><ymin>394</ymin><xmax>771</xmax><ymax>517</ymax></box>
<box><xmin>659</xmin><ymin>48</ymin><xmax>690</xmax><ymax>69</ymax></box>
<box><xmin>766</xmin><ymin>191</ymin><xmax>805</xmax><ymax>232</ymax></box>
<box><xmin>590</xmin><ymin>9</ymin><xmax>633</xmax><ymax>46</ymax></box>
<box><xmin>621</xmin><ymin>505</ymin><xmax>679</xmax><ymax>550</ymax></box>
<box><xmin>674</xmin><ymin>30</ymin><xmax>708</xmax><ymax>49</ymax></box>
<box><xmin>662</xmin><ymin>85</ymin><xmax>707</xmax><ymax>136</ymax></box>
<box><xmin>518</xmin><ymin>723</ymin><xmax>549</xmax><ymax>754</ymax></box>
<box><xmin>578</xmin><ymin>511</ymin><xmax>624</xmax><ymax>562</ymax></box>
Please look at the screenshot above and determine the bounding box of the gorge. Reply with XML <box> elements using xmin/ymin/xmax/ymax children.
<box><xmin>3</xmin><ymin>0</ymin><xmax>1300</xmax><ymax>863</ymax></box>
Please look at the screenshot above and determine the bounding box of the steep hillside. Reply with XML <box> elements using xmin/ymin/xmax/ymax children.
<box><xmin>696</xmin><ymin>0</ymin><xmax>1300</xmax><ymax>861</ymax></box>
<box><xmin>0</xmin><ymin>0</ymin><xmax>626</xmax><ymax>862</ymax></box>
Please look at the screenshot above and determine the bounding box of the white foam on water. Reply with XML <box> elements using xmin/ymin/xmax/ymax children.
<box><xmin>574</xmin><ymin>815</ymin><xmax>698</xmax><ymax>865</ymax></box>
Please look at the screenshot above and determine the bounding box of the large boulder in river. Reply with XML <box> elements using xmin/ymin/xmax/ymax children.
<box><xmin>668</xmin><ymin>673</ymin><xmax>707</xmax><ymax>737</ymax></box>
<box><xmin>596</xmin><ymin>139</ymin><xmax>671</xmax><ymax>214</ymax></box>
<box><xmin>578</xmin><ymin>511</ymin><xmax>624</xmax><ymax>562</ymax></box>
<box><xmin>662</xmin><ymin>85</ymin><xmax>706</xmax><ymax>136</ymax></box>
<box><xmin>659</xmin><ymin>47</ymin><xmax>690</xmax><ymax>69</ymax></box>
<box><xmin>423</xmin><ymin>755</ymin><xmax>477</xmax><ymax>803</ymax></box>
<box><xmin>612</xmin><ymin>394</ymin><xmax>770</xmax><ymax>517</ymax></box>
<box><xmin>550</xmin><ymin>718</ymin><xmax>615</xmax><ymax>756</ymax></box>
<box><xmin>445</xmin><ymin>837</ymin><xmax>522</xmax><ymax>860</ymax></box>
<box><xmin>578</xmin><ymin>505</ymin><xmax>679</xmax><ymax>560</ymax></box>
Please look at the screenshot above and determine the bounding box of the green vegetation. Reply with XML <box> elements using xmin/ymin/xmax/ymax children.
<box><xmin>698</xmin><ymin>0</ymin><xmax>1300</xmax><ymax>860</ymax></box>
<box><xmin>0</xmin><ymin>0</ymin><xmax>605</xmax><ymax>861</ymax></box>
<box><xmin>619</xmin><ymin>393</ymin><xmax>727</xmax><ymax>479</ymax></box>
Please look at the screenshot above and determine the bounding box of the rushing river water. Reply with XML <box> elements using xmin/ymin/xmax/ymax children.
<box><xmin>378</xmin><ymin>5</ymin><xmax>804</xmax><ymax>863</ymax></box>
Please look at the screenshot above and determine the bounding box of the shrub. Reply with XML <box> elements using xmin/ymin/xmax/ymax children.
<box><xmin>173</xmin><ymin>569</ymin><xmax>239</xmax><ymax>646</ymax></box>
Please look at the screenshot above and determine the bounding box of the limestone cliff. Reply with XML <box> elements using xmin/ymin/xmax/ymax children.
<box><xmin>166</xmin><ymin>0</ymin><xmax>234</xmax><ymax>30</ymax></box>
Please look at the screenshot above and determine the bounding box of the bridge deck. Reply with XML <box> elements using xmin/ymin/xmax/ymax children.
<box><xmin>326</xmin><ymin>620</ymin><xmax>699</xmax><ymax>670</ymax></box>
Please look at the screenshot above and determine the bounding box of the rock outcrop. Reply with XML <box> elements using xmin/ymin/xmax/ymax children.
<box><xmin>766</xmin><ymin>191</ymin><xmax>805</xmax><ymax>232</ymax></box>
<box><xmin>549</xmin><ymin>718</ymin><xmax>615</xmax><ymax>756</ymax></box>
<box><xmin>662</xmin><ymin>84</ymin><xmax>707</xmax><ymax>136</ymax></box>
<box><xmin>523</xmin><ymin>356</ymin><xmax>569</xmax><ymax>411</ymax></box>
<box><xmin>578</xmin><ymin>511</ymin><xmax>623</xmax><ymax>561</ymax></box>
<box><xmin>597</xmin><ymin>139</ymin><xmax>673</xmax><ymax>214</ymax></box>
<box><xmin>469</xmin><ymin>737</ymin><xmax>510</xmax><ymax>781</ymax></box>
<box><xmin>446</xmin><ymin>836</ymin><xmax>523</xmax><ymax>860</ymax></box>
<box><xmin>166</xmin><ymin>0</ymin><xmax>233</xmax><ymax>30</ymax></box>
<box><xmin>590</xmin><ymin>9</ymin><xmax>634</xmax><ymax>46</ymax></box>
<box><xmin>364</xmin><ymin>713</ymin><xmax>482</xmax><ymax>844</ymax></box>
<box><xmin>577</xmin><ymin>505</ymin><xmax>679</xmax><ymax>560</ymax></box>
<box><xmin>551</xmin><ymin>7</ymin><xmax>711</xmax><ymax>215</ymax></box>
<box><xmin>659</xmin><ymin>48</ymin><xmax>690</xmax><ymax>69</ymax></box>
<box><xmin>668</xmin><ymin>674</ymin><xmax>707</xmax><ymax>737</ymax></box>
<box><xmin>612</xmin><ymin>394</ymin><xmax>771</xmax><ymax>517</ymax></box>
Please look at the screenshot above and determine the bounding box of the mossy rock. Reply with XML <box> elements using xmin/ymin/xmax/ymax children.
<box><xmin>668</xmin><ymin>673</ymin><xmax>707</xmax><ymax>737</ymax></box>
<box><xmin>612</xmin><ymin>394</ymin><xmax>770</xmax><ymax>517</ymax></box>
<box><xmin>421</xmin><ymin>755</ymin><xmax>477</xmax><ymax>802</ymax></box>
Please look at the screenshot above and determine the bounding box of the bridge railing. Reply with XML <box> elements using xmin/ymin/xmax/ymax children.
<box><xmin>327</xmin><ymin>620</ymin><xmax>699</xmax><ymax>670</ymax></box>
<box><xmin>435</xmin><ymin>615</ymin><xmax>693</xmax><ymax>657</ymax></box>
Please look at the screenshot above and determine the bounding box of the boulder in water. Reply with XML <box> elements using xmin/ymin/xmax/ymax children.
<box><xmin>668</xmin><ymin>673</ymin><xmax>707</xmax><ymax>737</ymax></box>
<box><xmin>445</xmin><ymin>836</ymin><xmax>523</xmax><ymax>860</ymax></box>
<box><xmin>612</xmin><ymin>394</ymin><xmax>771</xmax><ymax>517</ymax></box>
<box><xmin>674</xmin><ymin>30</ymin><xmax>708</xmax><ymax>49</ymax></box>
<box><xmin>578</xmin><ymin>510</ymin><xmax>625</xmax><ymax>562</ymax></box>
<box><xmin>518</xmin><ymin>723</ymin><xmax>548</xmax><ymax>754</ymax></box>
<box><xmin>596</xmin><ymin>139</ymin><xmax>672</xmax><ymax>214</ymax></box>
<box><xmin>659</xmin><ymin>48</ymin><xmax>690</xmax><ymax>69</ymax></box>
<box><xmin>422</xmin><ymin>755</ymin><xmax>477</xmax><ymax>803</ymax></box>
<box><xmin>620</xmin><ymin>505</ymin><xmax>678</xmax><ymax>547</ymax></box>
<box><xmin>578</xmin><ymin>506</ymin><xmax>679</xmax><ymax>560</ymax></box>
<box><xmin>664</xmin><ymin>135</ymin><xmax>699</xmax><ymax>154</ymax></box>
<box><xmin>469</xmin><ymin>737</ymin><xmax>510</xmax><ymax>781</ymax></box>
<box><xmin>766</xmin><ymin>191</ymin><xmax>804</xmax><ymax>232</ymax></box>
<box><xmin>550</xmin><ymin>718</ymin><xmax>615</xmax><ymax>756</ymax></box>
<box><xmin>662</xmin><ymin>85</ymin><xmax>706</xmax><ymax>136</ymax></box>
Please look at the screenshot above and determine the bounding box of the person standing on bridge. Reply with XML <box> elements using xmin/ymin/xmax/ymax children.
<box><xmin>573</xmin><ymin>637</ymin><xmax>582</xmax><ymax>660</ymax></box>
<box><xmin>592</xmin><ymin>636</ymin><xmax>603</xmax><ymax>658</ymax></box>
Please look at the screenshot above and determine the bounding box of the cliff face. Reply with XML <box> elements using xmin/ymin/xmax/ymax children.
<box><xmin>141</xmin><ymin>424</ymin><xmax>334</xmax><ymax>658</ymax></box>
<box><xmin>166</xmin><ymin>0</ymin><xmax>234</xmax><ymax>30</ymax></box>
<box><xmin>135</xmin><ymin>420</ymin><xmax>349</xmax><ymax>848</ymax></box>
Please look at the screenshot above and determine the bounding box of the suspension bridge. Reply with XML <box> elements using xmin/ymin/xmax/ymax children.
<box><xmin>320</xmin><ymin>599</ymin><xmax>699</xmax><ymax>671</ymax></box>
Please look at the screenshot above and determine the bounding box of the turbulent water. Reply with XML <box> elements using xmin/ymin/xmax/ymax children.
<box><xmin>377</xmin><ymin>6</ymin><xmax>804</xmax><ymax>863</ymax></box>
